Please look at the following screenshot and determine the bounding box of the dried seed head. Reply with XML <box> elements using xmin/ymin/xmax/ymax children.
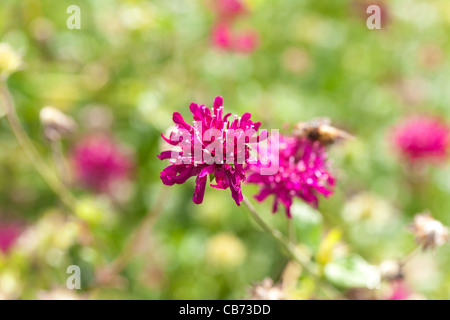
<box><xmin>39</xmin><ymin>106</ymin><xmax>77</xmax><ymax>141</ymax></box>
<box><xmin>409</xmin><ymin>211</ymin><xmax>449</xmax><ymax>250</ymax></box>
<box><xmin>379</xmin><ymin>260</ymin><xmax>403</xmax><ymax>281</ymax></box>
<box><xmin>247</xmin><ymin>278</ymin><xmax>286</xmax><ymax>300</ymax></box>
<box><xmin>0</xmin><ymin>43</ymin><xmax>22</xmax><ymax>80</ymax></box>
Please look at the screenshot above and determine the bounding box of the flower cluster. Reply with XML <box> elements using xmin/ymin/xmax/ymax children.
<box><xmin>157</xmin><ymin>96</ymin><xmax>263</xmax><ymax>206</ymax></box>
<box><xmin>246</xmin><ymin>134</ymin><xmax>335</xmax><ymax>217</ymax></box>
<box><xmin>392</xmin><ymin>116</ymin><xmax>449</xmax><ymax>163</ymax></box>
<box><xmin>211</xmin><ymin>0</ymin><xmax>259</xmax><ymax>54</ymax></box>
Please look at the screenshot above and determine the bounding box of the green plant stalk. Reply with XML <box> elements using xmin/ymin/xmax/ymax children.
<box><xmin>109</xmin><ymin>187</ymin><xmax>169</xmax><ymax>274</ymax></box>
<box><xmin>242</xmin><ymin>195</ymin><xmax>346</xmax><ymax>299</ymax></box>
<box><xmin>0</xmin><ymin>82</ymin><xmax>78</xmax><ymax>211</ymax></box>
<box><xmin>50</xmin><ymin>139</ymin><xmax>72</xmax><ymax>187</ymax></box>
<box><xmin>242</xmin><ymin>195</ymin><xmax>318</xmax><ymax>276</ymax></box>
<box><xmin>94</xmin><ymin>187</ymin><xmax>169</xmax><ymax>286</ymax></box>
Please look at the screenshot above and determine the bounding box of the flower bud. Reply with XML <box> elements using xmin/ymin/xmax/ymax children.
<box><xmin>247</xmin><ymin>278</ymin><xmax>286</xmax><ymax>300</ymax></box>
<box><xmin>39</xmin><ymin>106</ymin><xmax>77</xmax><ymax>141</ymax></box>
<box><xmin>379</xmin><ymin>260</ymin><xmax>403</xmax><ymax>281</ymax></box>
<box><xmin>409</xmin><ymin>212</ymin><xmax>449</xmax><ymax>249</ymax></box>
<box><xmin>0</xmin><ymin>43</ymin><xmax>22</xmax><ymax>80</ymax></box>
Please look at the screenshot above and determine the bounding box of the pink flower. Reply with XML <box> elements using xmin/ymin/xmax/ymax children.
<box><xmin>392</xmin><ymin>116</ymin><xmax>449</xmax><ymax>162</ymax></box>
<box><xmin>212</xmin><ymin>23</ymin><xmax>233</xmax><ymax>50</ymax></box>
<box><xmin>352</xmin><ymin>0</ymin><xmax>390</xmax><ymax>28</ymax></box>
<box><xmin>214</xmin><ymin>0</ymin><xmax>247</xmax><ymax>20</ymax></box>
<box><xmin>0</xmin><ymin>222</ymin><xmax>21</xmax><ymax>254</ymax></box>
<box><xmin>157</xmin><ymin>96</ymin><xmax>264</xmax><ymax>205</ymax></box>
<box><xmin>211</xmin><ymin>24</ymin><xmax>259</xmax><ymax>54</ymax></box>
<box><xmin>387</xmin><ymin>280</ymin><xmax>411</xmax><ymax>300</ymax></box>
<box><xmin>233</xmin><ymin>30</ymin><xmax>259</xmax><ymax>54</ymax></box>
<box><xmin>246</xmin><ymin>135</ymin><xmax>335</xmax><ymax>217</ymax></box>
<box><xmin>72</xmin><ymin>135</ymin><xmax>133</xmax><ymax>193</ymax></box>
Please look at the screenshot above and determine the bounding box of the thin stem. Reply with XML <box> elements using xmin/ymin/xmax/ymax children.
<box><xmin>96</xmin><ymin>187</ymin><xmax>170</xmax><ymax>284</ymax></box>
<box><xmin>50</xmin><ymin>139</ymin><xmax>72</xmax><ymax>187</ymax></box>
<box><xmin>242</xmin><ymin>195</ymin><xmax>345</xmax><ymax>299</ymax></box>
<box><xmin>242</xmin><ymin>195</ymin><xmax>317</xmax><ymax>276</ymax></box>
<box><xmin>288</xmin><ymin>218</ymin><xmax>295</xmax><ymax>244</ymax></box>
<box><xmin>400</xmin><ymin>246</ymin><xmax>421</xmax><ymax>267</ymax></box>
<box><xmin>0</xmin><ymin>82</ymin><xmax>78</xmax><ymax>211</ymax></box>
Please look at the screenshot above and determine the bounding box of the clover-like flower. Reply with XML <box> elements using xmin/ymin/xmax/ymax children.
<box><xmin>392</xmin><ymin>116</ymin><xmax>449</xmax><ymax>163</ymax></box>
<box><xmin>157</xmin><ymin>96</ymin><xmax>264</xmax><ymax>205</ymax></box>
<box><xmin>247</xmin><ymin>134</ymin><xmax>335</xmax><ymax>217</ymax></box>
<box><xmin>72</xmin><ymin>134</ymin><xmax>133</xmax><ymax>193</ymax></box>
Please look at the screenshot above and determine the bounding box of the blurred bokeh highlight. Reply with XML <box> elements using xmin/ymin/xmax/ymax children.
<box><xmin>0</xmin><ymin>0</ymin><xmax>450</xmax><ymax>299</ymax></box>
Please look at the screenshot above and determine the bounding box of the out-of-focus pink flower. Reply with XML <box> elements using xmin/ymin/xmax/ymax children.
<box><xmin>214</xmin><ymin>0</ymin><xmax>247</xmax><ymax>20</ymax></box>
<box><xmin>212</xmin><ymin>24</ymin><xmax>259</xmax><ymax>54</ymax></box>
<box><xmin>392</xmin><ymin>116</ymin><xmax>449</xmax><ymax>162</ymax></box>
<box><xmin>209</xmin><ymin>0</ymin><xmax>259</xmax><ymax>54</ymax></box>
<box><xmin>246</xmin><ymin>135</ymin><xmax>335</xmax><ymax>217</ymax></box>
<box><xmin>157</xmin><ymin>96</ymin><xmax>265</xmax><ymax>206</ymax></box>
<box><xmin>212</xmin><ymin>23</ymin><xmax>233</xmax><ymax>50</ymax></box>
<box><xmin>352</xmin><ymin>0</ymin><xmax>390</xmax><ymax>28</ymax></box>
<box><xmin>387</xmin><ymin>280</ymin><xmax>411</xmax><ymax>300</ymax></box>
<box><xmin>233</xmin><ymin>30</ymin><xmax>259</xmax><ymax>54</ymax></box>
<box><xmin>72</xmin><ymin>135</ymin><xmax>133</xmax><ymax>193</ymax></box>
<box><xmin>0</xmin><ymin>223</ymin><xmax>21</xmax><ymax>254</ymax></box>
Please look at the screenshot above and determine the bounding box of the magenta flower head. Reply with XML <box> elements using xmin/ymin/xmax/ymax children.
<box><xmin>392</xmin><ymin>116</ymin><xmax>450</xmax><ymax>163</ymax></box>
<box><xmin>211</xmin><ymin>24</ymin><xmax>259</xmax><ymax>54</ymax></box>
<box><xmin>214</xmin><ymin>0</ymin><xmax>247</xmax><ymax>20</ymax></box>
<box><xmin>212</xmin><ymin>23</ymin><xmax>233</xmax><ymax>50</ymax></box>
<box><xmin>246</xmin><ymin>135</ymin><xmax>335</xmax><ymax>217</ymax></box>
<box><xmin>233</xmin><ymin>30</ymin><xmax>259</xmax><ymax>54</ymax></box>
<box><xmin>157</xmin><ymin>96</ymin><xmax>266</xmax><ymax>206</ymax></box>
<box><xmin>0</xmin><ymin>222</ymin><xmax>21</xmax><ymax>254</ymax></box>
<box><xmin>72</xmin><ymin>134</ymin><xmax>133</xmax><ymax>193</ymax></box>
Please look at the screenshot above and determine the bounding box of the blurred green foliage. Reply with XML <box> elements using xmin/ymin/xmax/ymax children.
<box><xmin>0</xmin><ymin>0</ymin><xmax>450</xmax><ymax>299</ymax></box>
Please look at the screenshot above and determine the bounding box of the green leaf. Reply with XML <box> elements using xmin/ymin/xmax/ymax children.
<box><xmin>290</xmin><ymin>202</ymin><xmax>323</xmax><ymax>252</ymax></box>
<box><xmin>324</xmin><ymin>254</ymin><xmax>375</xmax><ymax>289</ymax></box>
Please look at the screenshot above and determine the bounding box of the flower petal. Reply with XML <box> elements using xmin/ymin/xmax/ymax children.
<box><xmin>173</xmin><ymin>112</ymin><xmax>191</xmax><ymax>130</ymax></box>
<box><xmin>193</xmin><ymin>175</ymin><xmax>207</xmax><ymax>204</ymax></box>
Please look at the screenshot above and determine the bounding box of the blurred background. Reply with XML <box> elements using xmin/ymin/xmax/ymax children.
<box><xmin>0</xmin><ymin>0</ymin><xmax>450</xmax><ymax>299</ymax></box>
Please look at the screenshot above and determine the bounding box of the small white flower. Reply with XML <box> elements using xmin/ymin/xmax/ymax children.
<box><xmin>40</xmin><ymin>106</ymin><xmax>77</xmax><ymax>141</ymax></box>
<box><xmin>247</xmin><ymin>278</ymin><xmax>286</xmax><ymax>300</ymax></box>
<box><xmin>410</xmin><ymin>211</ymin><xmax>449</xmax><ymax>249</ymax></box>
<box><xmin>0</xmin><ymin>43</ymin><xmax>22</xmax><ymax>80</ymax></box>
<box><xmin>379</xmin><ymin>260</ymin><xmax>403</xmax><ymax>281</ymax></box>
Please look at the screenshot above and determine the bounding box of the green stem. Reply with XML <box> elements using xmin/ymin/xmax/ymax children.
<box><xmin>242</xmin><ymin>195</ymin><xmax>317</xmax><ymax>276</ymax></box>
<box><xmin>0</xmin><ymin>82</ymin><xmax>78</xmax><ymax>212</ymax></box>
<box><xmin>242</xmin><ymin>195</ymin><xmax>346</xmax><ymax>299</ymax></box>
<box><xmin>288</xmin><ymin>218</ymin><xmax>295</xmax><ymax>244</ymax></box>
<box><xmin>400</xmin><ymin>246</ymin><xmax>421</xmax><ymax>267</ymax></box>
<box><xmin>50</xmin><ymin>139</ymin><xmax>71</xmax><ymax>187</ymax></box>
<box><xmin>95</xmin><ymin>187</ymin><xmax>169</xmax><ymax>285</ymax></box>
